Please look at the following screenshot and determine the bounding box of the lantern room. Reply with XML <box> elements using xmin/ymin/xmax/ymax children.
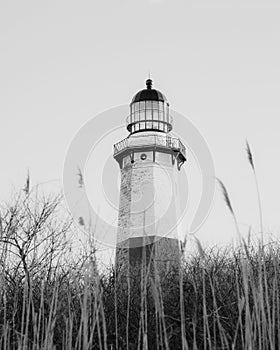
<box><xmin>126</xmin><ymin>79</ymin><xmax>173</xmax><ymax>134</ymax></box>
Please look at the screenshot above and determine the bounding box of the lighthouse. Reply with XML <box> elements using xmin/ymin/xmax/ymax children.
<box><xmin>114</xmin><ymin>79</ymin><xmax>186</xmax><ymax>275</ymax></box>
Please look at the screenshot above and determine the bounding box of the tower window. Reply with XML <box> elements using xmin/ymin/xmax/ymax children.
<box><xmin>140</xmin><ymin>153</ymin><xmax>147</xmax><ymax>160</ymax></box>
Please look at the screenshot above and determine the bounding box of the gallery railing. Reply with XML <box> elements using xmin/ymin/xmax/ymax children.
<box><xmin>113</xmin><ymin>134</ymin><xmax>186</xmax><ymax>159</ymax></box>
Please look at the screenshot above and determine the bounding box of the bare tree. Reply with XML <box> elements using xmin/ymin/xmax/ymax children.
<box><xmin>0</xmin><ymin>184</ymin><xmax>73</xmax><ymax>288</ymax></box>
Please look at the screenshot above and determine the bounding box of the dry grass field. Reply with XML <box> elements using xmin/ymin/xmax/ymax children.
<box><xmin>1</xmin><ymin>145</ymin><xmax>278</xmax><ymax>349</ymax></box>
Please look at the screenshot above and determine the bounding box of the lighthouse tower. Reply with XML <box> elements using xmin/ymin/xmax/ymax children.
<box><xmin>114</xmin><ymin>79</ymin><xmax>186</xmax><ymax>275</ymax></box>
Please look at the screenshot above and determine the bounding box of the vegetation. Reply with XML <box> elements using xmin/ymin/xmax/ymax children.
<box><xmin>1</xmin><ymin>142</ymin><xmax>279</xmax><ymax>349</ymax></box>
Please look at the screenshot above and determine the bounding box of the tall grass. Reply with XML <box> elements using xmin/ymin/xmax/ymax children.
<box><xmin>2</xmin><ymin>236</ymin><xmax>280</xmax><ymax>349</ymax></box>
<box><xmin>1</xmin><ymin>144</ymin><xmax>279</xmax><ymax>349</ymax></box>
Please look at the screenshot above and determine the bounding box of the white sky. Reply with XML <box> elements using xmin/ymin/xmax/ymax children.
<box><xmin>1</xmin><ymin>0</ymin><xmax>280</xmax><ymax>259</ymax></box>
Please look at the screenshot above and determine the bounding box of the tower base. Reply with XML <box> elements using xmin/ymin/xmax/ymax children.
<box><xmin>115</xmin><ymin>236</ymin><xmax>181</xmax><ymax>282</ymax></box>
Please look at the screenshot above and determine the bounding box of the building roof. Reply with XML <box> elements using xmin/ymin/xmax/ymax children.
<box><xmin>131</xmin><ymin>79</ymin><xmax>167</xmax><ymax>104</ymax></box>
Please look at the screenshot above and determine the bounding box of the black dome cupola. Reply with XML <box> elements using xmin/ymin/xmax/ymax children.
<box><xmin>127</xmin><ymin>79</ymin><xmax>172</xmax><ymax>134</ymax></box>
<box><xmin>131</xmin><ymin>79</ymin><xmax>167</xmax><ymax>104</ymax></box>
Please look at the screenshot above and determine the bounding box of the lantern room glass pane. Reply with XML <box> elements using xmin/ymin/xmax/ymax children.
<box><xmin>146</xmin><ymin>122</ymin><xmax>152</xmax><ymax>129</ymax></box>
<box><xmin>153</xmin><ymin>110</ymin><xmax>158</xmax><ymax>120</ymax></box>
<box><xmin>152</xmin><ymin>101</ymin><xmax>158</xmax><ymax>109</ymax></box>
<box><xmin>153</xmin><ymin>121</ymin><xmax>159</xmax><ymax>129</ymax></box>
<box><xmin>159</xmin><ymin>102</ymin><xmax>164</xmax><ymax>111</ymax></box>
<box><xmin>140</xmin><ymin>101</ymin><xmax>145</xmax><ymax>111</ymax></box>
<box><xmin>135</xmin><ymin>102</ymin><xmax>139</xmax><ymax>111</ymax></box>
<box><xmin>146</xmin><ymin>101</ymin><xmax>152</xmax><ymax>109</ymax></box>
<box><xmin>146</xmin><ymin>109</ymin><xmax>152</xmax><ymax>120</ymax></box>
<box><xmin>135</xmin><ymin>111</ymin><xmax>139</xmax><ymax>121</ymax></box>
<box><xmin>140</xmin><ymin>110</ymin><xmax>145</xmax><ymax>120</ymax></box>
<box><xmin>140</xmin><ymin>122</ymin><xmax>145</xmax><ymax>130</ymax></box>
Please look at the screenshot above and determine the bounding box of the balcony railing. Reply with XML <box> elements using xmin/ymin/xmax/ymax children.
<box><xmin>113</xmin><ymin>134</ymin><xmax>186</xmax><ymax>159</ymax></box>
